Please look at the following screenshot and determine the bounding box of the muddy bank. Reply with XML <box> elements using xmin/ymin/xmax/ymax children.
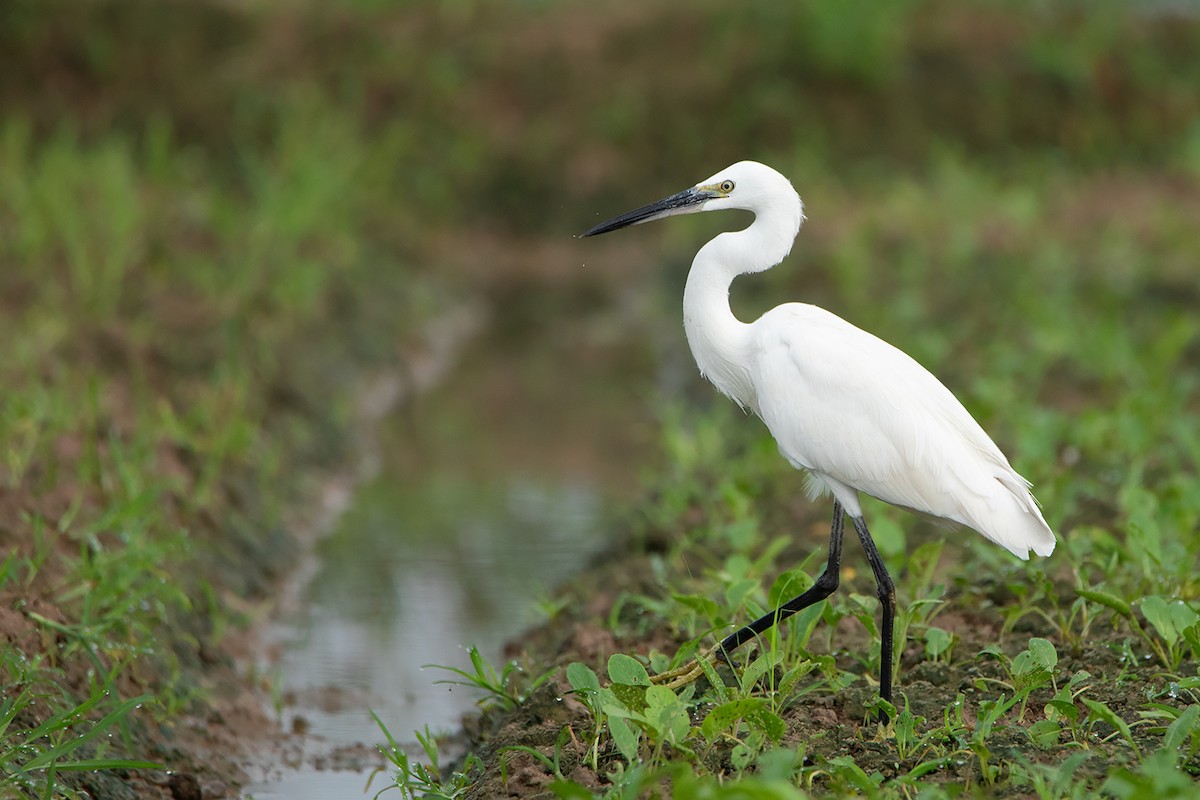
<box><xmin>0</xmin><ymin>298</ymin><xmax>482</xmax><ymax>798</ymax></box>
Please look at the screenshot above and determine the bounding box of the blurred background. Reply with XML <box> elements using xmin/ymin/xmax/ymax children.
<box><xmin>2</xmin><ymin>0</ymin><xmax>1199</xmax><ymax>796</ymax></box>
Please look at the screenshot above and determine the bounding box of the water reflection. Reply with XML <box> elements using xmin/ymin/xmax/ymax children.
<box><xmin>248</xmin><ymin>312</ymin><xmax>655</xmax><ymax>797</ymax></box>
<box><xmin>274</xmin><ymin>474</ymin><xmax>606</xmax><ymax>744</ymax></box>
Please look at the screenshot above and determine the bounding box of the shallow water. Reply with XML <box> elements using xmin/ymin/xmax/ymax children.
<box><xmin>246</xmin><ymin>304</ymin><xmax>661</xmax><ymax>797</ymax></box>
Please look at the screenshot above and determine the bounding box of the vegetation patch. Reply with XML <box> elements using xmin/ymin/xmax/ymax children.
<box><xmin>367</xmin><ymin>3</ymin><xmax>1200</xmax><ymax>796</ymax></box>
<box><xmin>2</xmin><ymin>0</ymin><xmax>1199</xmax><ymax>797</ymax></box>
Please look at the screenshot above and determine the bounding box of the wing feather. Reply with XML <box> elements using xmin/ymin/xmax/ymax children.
<box><xmin>747</xmin><ymin>303</ymin><xmax>1055</xmax><ymax>559</ymax></box>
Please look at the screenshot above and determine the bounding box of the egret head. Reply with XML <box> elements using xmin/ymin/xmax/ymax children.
<box><xmin>581</xmin><ymin>160</ymin><xmax>799</xmax><ymax>238</ymax></box>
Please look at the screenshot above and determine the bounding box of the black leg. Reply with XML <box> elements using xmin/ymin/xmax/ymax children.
<box><xmin>851</xmin><ymin>515</ymin><xmax>897</xmax><ymax>706</ymax></box>
<box><xmin>717</xmin><ymin>501</ymin><xmax>845</xmax><ymax>655</ymax></box>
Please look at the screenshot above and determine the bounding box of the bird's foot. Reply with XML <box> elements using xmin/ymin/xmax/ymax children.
<box><xmin>649</xmin><ymin>646</ymin><xmax>720</xmax><ymax>690</ymax></box>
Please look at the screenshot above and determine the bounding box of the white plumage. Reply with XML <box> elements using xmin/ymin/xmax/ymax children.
<box><xmin>672</xmin><ymin>160</ymin><xmax>1054</xmax><ymax>559</ymax></box>
<box><xmin>583</xmin><ymin>159</ymin><xmax>1055</xmax><ymax>705</ymax></box>
<box><xmin>749</xmin><ymin>303</ymin><xmax>1054</xmax><ymax>559</ymax></box>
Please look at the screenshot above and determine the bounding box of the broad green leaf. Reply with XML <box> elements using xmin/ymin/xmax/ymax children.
<box><xmin>607</xmin><ymin>683</ymin><xmax>648</xmax><ymax>716</ymax></box>
<box><xmin>1163</xmin><ymin>704</ymin><xmax>1200</xmax><ymax>755</ymax></box>
<box><xmin>755</xmin><ymin>747</ymin><xmax>802</xmax><ymax>783</ymax></box>
<box><xmin>1046</xmin><ymin>698</ymin><xmax>1079</xmax><ymax>723</ymax></box>
<box><xmin>548</xmin><ymin>779</ymin><xmax>597</xmax><ymax>799</ymax></box>
<box><xmin>672</xmin><ymin>593</ymin><xmax>722</xmax><ymax>621</ymax></box>
<box><xmin>566</xmin><ymin>662</ymin><xmax>599</xmax><ymax>695</ymax></box>
<box><xmin>1028</xmin><ymin>719</ymin><xmax>1061</xmax><ymax>748</ymax></box>
<box><xmin>847</xmin><ymin>593</ymin><xmax>879</xmax><ymax>636</ymax></box>
<box><xmin>723</xmin><ymin>518</ymin><xmax>758</xmax><ymax>550</ymax></box>
<box><xmin>1141</xmin><ymin>596</ymin><xmax>1177</xmax><ymax>645</ymax></box>
<box><xmin>787</xmin><ymin>602</ymin><xmax>826</xmax><ymax>649</ymax></box>
<box><xmin>1011</xmin><ymin>649</ymin><xmax>1040</xmax><ymax>678</ymax></box>
<box><xmin>645</xmin><ymin>684</ymin><xmax>678</xmax><ymax>711</ymax></box>
<box><xmin>731</xmin><ymin>742</ymin><xmax>755</xmax><ymax>771</ymax></box>
<box><xmin>1123</xmin><ymin>485</ymin><xmax>1164</xmax><ymax>567</ymax></box>
<box><xmin>725</xmin><ymin>578</ymin><xmax>760</xmax><ymax>612</ymax></box>
<box><xmin>701</xmin><ymin>698</ymin><xmax>767</xmax><ymax>742</ymax></box>
<box><xmin>1184</xmin><ymin>623</ymin><xmax>1200</xmax><ymax>660</ymax></box>
<box><xmin>608</xmin><ymin>716</ymin><xmax>640</xmax><ymax>762</ymax></box>
<box><xmin>826</xmin><ymin>755</ymin><xmax>882</xmax><ymax>791</ymax></box>
<box><xmin>742</xmin><ymin>650</ymin><xmax>784</xmax><ymax>688</ymax></box>
<box><xmin>1141</xmin><ymin>596</ymin><xmax>1199</xmax><ymax>647</ymax></box>
<box><xmin>768</xmin><ymin>569</ymin><xmax>813</xmax><ymax>608</ymax></box>
<box><xmin>869</xmin><ymin>513</ymin><xmax>906</xmax><ymax>560</ymax></box>
<box><xmin>924</xmin><ymin>627</ymin><xmax>952</xmax><ymax>659</ymax></box>
<box><xmin>1028</xmin><ymin>637</ymin><xmax>1058</xmax><ymax>671</ymax></box>
<box><xmin>607</xmin><ymin>653</ymin><xmax>650</xmax><ymax>686</ymax></box>
<box><xmin>1083</xmin><ymin>698</ymin><xmax>1136</xmax><ymax>749</ymax></box>
<box><xmin>747</xmin><ymin>706</ymin><xmax>787</xmax><ymax>743</ymax></box>
<box><xmin>646</xmin><ymin>685</ymin><xmax>690</xmax><ymax>742</ymax></box>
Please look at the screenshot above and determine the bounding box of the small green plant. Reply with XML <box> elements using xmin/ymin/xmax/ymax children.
<box><xmin>370</xmin><ymin>716</ymin><xmax>479</xmax><ymax>800</ymax></box>
<box><xmin>977</xmin><ymin>637</ymin><xmax>1059</xmax><ymax>722</ymax></box>
<box><xmin>597</xmin><ymin>654</ymin><xmax>693</xmax><ymax>765</ymax></box>
<box><xmin>425</xmin><ymin>645</ymin><xmax>550</xmax><ymax>712</ymax></box>
<box><xmin>1081</xmin><ymin>588</ymin><xmax>1200</xmax><ymax>672</ymax></box>
<box><xmin>565</xmin><ymin>661</ymin><xmax>607</xmax><ymax>771</ymax></box>
<box><xmin>923</xmin><ymin>626</ymin><xmax>955</xmax><ymax>662</ymax></box>
<box><xmin>1102</xmin><ymin>748</ymin><xmax>1199</xmax><ymax>799</ymax></box>
<box><xmin>817</xmin><ymin>755</ymin><xmax>885</xmax><ymax>794</ymax></box>
<box><xmin>1139</xmin><ymin>702</ymin><xmax>1200</xmax><ymax>767</ymax></box>
<box><xmin>971</xmin><ymin>694</ymin><xmax>1020</xmax><ymax>783</ymax></box>
<box><xmin>0</xmin><ymin>679</ymin><xmax>159</xmax><ymax>797</ymax></box>
<box><xmin>699</xmin><ymin>692</ymin><xmax>787</xmax><ymax>772</ymax></box>
<box><xmin>891</xmin><ymin>699</ymin><xmax>940</xmax><ymax>764</ymax></box>
<box><xmin>1162</xmin><ymin>704</ymin><xmax>1200</xmax><ymax>763</ymax></box>
<box><xmin>1082</xmin><ymin>697</ymin><xmax>1140</xmax><ymax>755</ymax></box>
<box><xmin>1009</xmin><ymin>752</ymin><xmax>1092</xmax><ymax>800</ymax></box>
<box><xmin>1037</xmin><ymin>670</ymin><xmax>1092</xmax><ymax>747</ymax></box>
<box><xmin>1139</xmin><ymin>596</ymin><xmax>1200</xmax><ymax>671</ymax></box>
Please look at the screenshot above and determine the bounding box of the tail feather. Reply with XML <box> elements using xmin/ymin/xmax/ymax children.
<box><xmin>970</xmin><ymin>474</ymin><xmax>1056</xmax><ymax>560</ymax></box>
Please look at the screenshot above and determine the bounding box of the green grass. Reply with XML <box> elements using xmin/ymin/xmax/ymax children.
<box><xmin>410</xmin><ymin>155</ymin><xmax>1199</xmax><ymax>792</ymax></box>
<box><xmin>0</xmin><ymin>44</ymin><xmax>439</xmax><ymax>800</ymax></box>
<box><xmin>2</xmin><ymin>0</ymin><xmax>1199</xmax><ymax>797</ymax></box>
<box><xmin>379</xmin><ymin>11</ymin><xmax>1200</xmax><ymax>792</ymax></box>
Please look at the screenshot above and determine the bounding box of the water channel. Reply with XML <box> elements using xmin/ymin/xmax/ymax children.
<box><xmin>246</xmin><ymin>282</ymin><xmax>678</xmax><ymax>797</ymax></box>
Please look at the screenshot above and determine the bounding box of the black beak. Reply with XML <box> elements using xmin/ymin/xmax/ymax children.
<box><xmin>581</xmin><ymin>186</ymin><xmax>711</xmax><ymax>237</ymax></box>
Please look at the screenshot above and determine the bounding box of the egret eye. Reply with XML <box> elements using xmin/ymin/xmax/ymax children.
<box><xmin>719</xmin><ymin>180</ymin><xmax>735</xmax><ymax>193</ymax></box>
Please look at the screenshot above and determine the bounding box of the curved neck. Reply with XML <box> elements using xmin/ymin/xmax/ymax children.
<box><xmin>682</xmin><ymin>200</ymin><xmax>802</xmax><ymax>410</ymax></box>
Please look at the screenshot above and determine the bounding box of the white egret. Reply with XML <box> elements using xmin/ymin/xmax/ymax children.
<box><xmin>581</xmin><ymin>161</ymin><xmax>1055</xmax><ymax>706</ymax></box>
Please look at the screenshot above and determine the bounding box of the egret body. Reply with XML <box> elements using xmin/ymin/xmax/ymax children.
<box><xmin>581</xmin><ymin>161</ymin><xmax>1055</xmax><ymax>705</ymax></box>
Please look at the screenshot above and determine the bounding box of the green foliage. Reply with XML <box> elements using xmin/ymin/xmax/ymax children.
<box><xmin>923</xmin><ymin>627</ymin><xmax>954</xmax><ymax>662</ymax></box>
<box><xmin>5</xmin><ymin>0</ymin><xmax>1200</xmax><ymax>797</ymax></box>
<box><xmin>1009</xmin><ymin>753</ymin><xmax>1092</xmax><ymax>800</ymax></box>
<box><xmin>372</xmin><ymin>716</ymin><xmax>479</xmax><ymax>800</ymax></box>
<box><xmin>1139</xmin><ymin>597</ymin><xmax>1200</xmax><ymax>670</ymax></box>
<box><xmin>1104</xmin><ymin>749</ymin><xmax>1200</xmax><ymax>800</ymax></box>
<box><xmin>426</xmin><ymin>646</ymin><xmax>551</xmax><ymax>713</ymax></box>
<box><xmin>0</xmin><ymin>652</ymin><xmax>159</xmax><ymax>798</ymax></box>
<box><xmin>1161</xmin><ymin>704</ymin><xmax>1200</xmax><ymax>764</ymax></box>
<box><xmin>431</xmin><ymin>108</ymin><xmax>1200</xmax><ymax>789</ymax></box>
<box><xmin>1</xmin><ymin>10</ymin><xmax>442</xmax><ymax>791</ymax></box>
